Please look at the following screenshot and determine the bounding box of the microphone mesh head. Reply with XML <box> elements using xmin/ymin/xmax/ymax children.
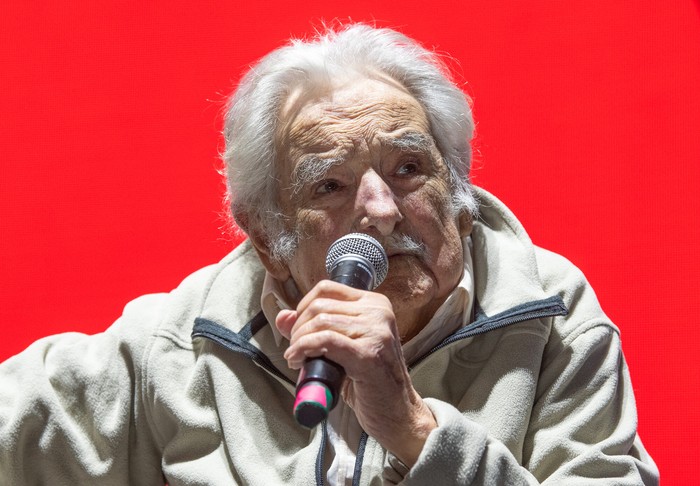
<box><xmin>325</xmin><ymin>233</ymin><xmax>389</xmax><ymax>289</ymax></box>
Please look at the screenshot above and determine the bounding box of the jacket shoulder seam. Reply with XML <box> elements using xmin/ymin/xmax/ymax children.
<box><xmin>558</xmin><ymin>317</ymin><xmax>620</xmax><ymax>349</ymax></box>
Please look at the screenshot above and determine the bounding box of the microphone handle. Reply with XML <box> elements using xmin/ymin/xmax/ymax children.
<box><xmin>293</xmin><ymin>257</ymin><xmax>374</xmax><ymax>428</ymax></box>
<box><xmin>294</xmin><ymin>357</ymin><xmax>345</xmax><ymax>428</ymax></box>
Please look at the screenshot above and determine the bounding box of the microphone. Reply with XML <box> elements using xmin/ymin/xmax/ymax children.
<box><xmin>293</xmin><ymin>233</ymin><xmax>389</xmax><ymax>428</ymax></box>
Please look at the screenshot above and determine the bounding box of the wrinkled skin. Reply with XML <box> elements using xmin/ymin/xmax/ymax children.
<box><xmin>248</xmin><ymin>76</ymin><xmax>472</xmax><ymax>466</ymax></box>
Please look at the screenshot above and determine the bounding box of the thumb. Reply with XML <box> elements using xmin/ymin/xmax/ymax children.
<box><xmin>275</xmin><ymin>309</ymin><xmax>297</xmax><ymax>340</ymax></box>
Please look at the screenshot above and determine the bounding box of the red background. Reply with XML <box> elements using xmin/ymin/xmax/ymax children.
<box><xmin>1</xmin><ymin>2</ymin><xmax>698</xmax><ymax>482</ymax></box>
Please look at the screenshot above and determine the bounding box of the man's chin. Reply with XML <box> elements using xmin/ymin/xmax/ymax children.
<box><xmin>376</xmin><ymin>263</ymin><xmax>434</xmax><ymax>305</ymax></box>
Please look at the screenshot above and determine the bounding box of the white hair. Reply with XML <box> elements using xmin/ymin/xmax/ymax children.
<box><xmin>222</xmin><ymin>23</ymin><xmax>478</xmax><ymax>261</ymax></box>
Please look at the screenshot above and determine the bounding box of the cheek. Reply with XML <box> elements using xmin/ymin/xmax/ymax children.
<box><xmin>403</xmin><ymin>180</ymin><xmax>454</xmax><ymax>234</ymax></box>
<box><xmin>295</xmin><ymin>208</ymin><xmax>335</xmax><ymax>237</ymax></box>
<box><xmin>403</xmin><ymin>183</ymin><xmax>464</xmax><ymax>278</ymax></box>
<box><xmin>289</xmin><ymin>209</ymin><xmax>344</xmax><ymax>292</ymax></box>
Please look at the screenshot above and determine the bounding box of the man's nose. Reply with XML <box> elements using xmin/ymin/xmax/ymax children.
<box><xmin>355</xmin><ymin>170</ymin><xmax>403</xmax><ymax>236</ymax></box>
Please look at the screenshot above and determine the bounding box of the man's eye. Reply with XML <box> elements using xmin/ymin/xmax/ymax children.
<box><xmin>396</xmin><ymin>159</ymin><xmax>420</xmax><ymax>176</ymax></box>
<box><xmin>315</xmin><ymin>180</ymin><xmax>343</xmax><ymax>195</ymax></box>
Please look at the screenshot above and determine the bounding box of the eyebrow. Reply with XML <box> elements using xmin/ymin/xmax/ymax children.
<box><xmin>288</xmin><ymin>132</ymin><xmax>435</xmax><ymax>195</ymax></box>
<box><xmin>289</xmin><ymin>153</ymin><xmax>346</xmax><ymax>195</ymax></box>
<box><xmin>381</xmin><ymin>131</ymin><xmax>435</xmax><ymax>153</ymax></box>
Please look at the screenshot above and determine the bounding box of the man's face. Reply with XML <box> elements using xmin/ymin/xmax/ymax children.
<box><xmin>265</xmin><ymin>76</ymin><xmax>470</xmax><ymax>339</ymax></box>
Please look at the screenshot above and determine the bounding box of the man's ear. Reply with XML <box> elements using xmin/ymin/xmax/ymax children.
<box><xmin>236</xmin><ymin>211</ymin><xmax>292</xmax><ymax>281</ymax></box>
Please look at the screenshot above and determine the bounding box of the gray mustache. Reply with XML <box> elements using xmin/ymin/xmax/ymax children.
<box><xmin>383</xmin><ymin>233</ymin><xmax>425</xmax><ymax>256</ymax></box>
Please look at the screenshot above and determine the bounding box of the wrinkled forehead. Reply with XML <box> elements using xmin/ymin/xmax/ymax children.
<box><xmin>278</xmin><ymin>71</ymin><xmax>417</xmax><ymax>124</ymax></box>
<box><xmin>276</xmin><ymin>75</ymin><xmax>433</xmax><ymax>158</ymax></box>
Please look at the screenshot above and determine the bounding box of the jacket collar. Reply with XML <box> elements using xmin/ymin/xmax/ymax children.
<box><xmin>470</xmin><ymin>186</ymin><xmax>550</xmax><ymax>318</ymax></box>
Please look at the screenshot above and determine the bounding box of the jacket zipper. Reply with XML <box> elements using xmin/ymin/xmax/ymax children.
<box><xmin>316</xmin><ymin>421</ymin><xmax>328</xmax><ymax>486</ymax></box>
<box><xmin>191</xmin><ymin>295</ymin><xmax>567</xmax><ymax>485</ymax></box>
<box><xmin>352</xmin><ymin>432</ymin><xmax>368</xmax><ymax>486</ymax></box>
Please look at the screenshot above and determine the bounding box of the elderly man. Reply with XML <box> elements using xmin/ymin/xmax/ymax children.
<box><xmin>0</xmin><ymin>24</ymin><xmax>657</xmax><ymax>484</ymax></box>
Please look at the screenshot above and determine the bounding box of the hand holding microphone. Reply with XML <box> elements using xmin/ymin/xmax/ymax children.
<box><xmin>292</xmin><ymin>233</ymin><xmax>388</xmax><ymax>428</ymax></box>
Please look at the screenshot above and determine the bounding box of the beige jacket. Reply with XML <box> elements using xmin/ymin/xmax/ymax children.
<box><xmin>0</xmin><ymin>188</ymin><xmax>659</xmax><ymax>484</ymax></box>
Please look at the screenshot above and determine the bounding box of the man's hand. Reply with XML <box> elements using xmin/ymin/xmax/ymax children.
<box><xmin>276</xmin><ymin>279</ymin><xmax>437</xmax><ymax>467</ymax></box>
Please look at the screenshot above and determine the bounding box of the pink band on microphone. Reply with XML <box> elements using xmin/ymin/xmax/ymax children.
<box><xmin>293</xmin><ymin>383</ymin><xmax>330</xmax><ymax>410</ymax></box>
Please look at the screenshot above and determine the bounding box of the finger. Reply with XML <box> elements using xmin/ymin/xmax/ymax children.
<box><xmin>275</xmin><ymin>309</ymin><xmax>298</xmax><ymax>341</ymax></box>
<box><xmin>284</xmin><ymin>328</ymin><xmax>360</xmax><ymax>370</ymax></box>
<box><xmin>284</xmin><ymin>317</ymin><xmax>399</xmax><ymax>375</ymax></box>
<box><xmin>288</xmin><ymin>310</ymin><xmax>359</xmax><ymax>347</ymax></box>
<box><xmin>295</xmin><ymin>280</ymin><xmax>364</xmax><ymax>314</ymax></box>
<box><xmin>290</xmin><ymin>297</ymin><xmax>367</xmax><ymax>338</ymax></box>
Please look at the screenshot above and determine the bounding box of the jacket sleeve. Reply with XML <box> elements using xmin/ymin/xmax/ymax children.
<box><xmin>0</xmin><ymin>293</ymin><xmax>167</xmax><ymax>485</ymax></box>
<box><xmin>389</xmin><ymin>323</ymin><xmax>659</xmax><ymax>485</ymax></box>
